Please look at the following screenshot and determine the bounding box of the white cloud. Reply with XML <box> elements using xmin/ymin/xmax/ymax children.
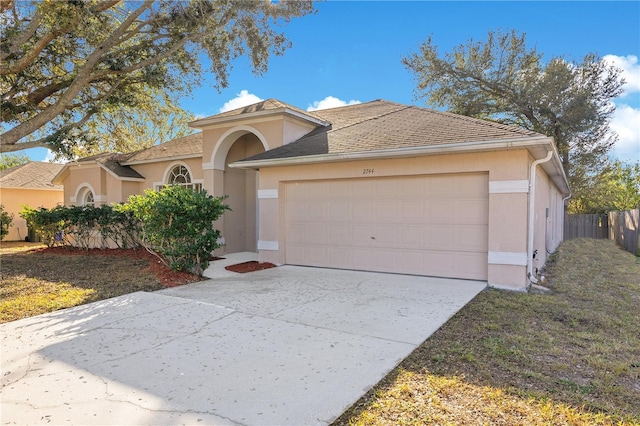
<box><xmin>307</xmin><ymin>96</ymin><xmax>361</xmax><ymax>112</ymax></box>
<box><xmin>610</xmin><ymin>104</ymin><xmax>640</xmax><ymax>163</ymax></box>
<box><xmin>43</xmin><ymin>149</ymin><xmax>66</xmax><ymax>164</ymax></box>
<box><xmin>603</xmin><ymin>54</ymin><xmax>640</xmax><ymax>96</ymax></box>
<box><xmin>218</xmin><ymin>90</ymin><xmax>263</xmax><ymax>113</ymax></box>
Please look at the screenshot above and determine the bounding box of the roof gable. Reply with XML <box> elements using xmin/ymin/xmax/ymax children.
<box><xmin>189</xmin><ymin>99</ymin><xmax>328</xmax><ymax>129</ymax></box>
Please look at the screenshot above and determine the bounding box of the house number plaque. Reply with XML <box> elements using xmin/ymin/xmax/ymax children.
<box><xmin>362</xmin><ymin>168</ymin><xmax>374</xmax><ymax>175</ymax></box>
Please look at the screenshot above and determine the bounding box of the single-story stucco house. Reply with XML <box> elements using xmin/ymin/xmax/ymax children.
<box><xmin>53</xmin><ymin>99</ymin><xmax>570</xmax><ymax>291</ymax></box>
<box><xmin>0</xmin><ymin>161</ymin><xmax>65</xmax><ymax>241</ymax></box>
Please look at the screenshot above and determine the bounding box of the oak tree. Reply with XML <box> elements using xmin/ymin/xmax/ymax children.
<box><xmin>402</xmin><ymin>29</ymin><xmax>625</xmax><ymax>191</ymax></box>
<box><xmin>1</xmin><ymin>0</ymin><xmax>313</xmax><ymax>157</ymax></box>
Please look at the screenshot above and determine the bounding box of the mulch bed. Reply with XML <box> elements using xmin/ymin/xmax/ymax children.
<box><xmin>29</xmin><ymin>246</ymin><xmax>201</xmax><ymax>288</ymax></box>
<box><xmin>224</xmin><ymin>261</ymin><xmax>277</xmax><ymax>273</ymax></box>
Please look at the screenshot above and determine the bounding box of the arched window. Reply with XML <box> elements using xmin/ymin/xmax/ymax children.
<box><xmin>83</xmin><ymin>190</ymin><xmax>94</xmax><ymax>206</ymax></box>
<box><xmin>168</xmin><ymin>165</ymin><xmax>191</xmax><ymax>185</ymax></box>
<box><xmin>162</xmin><ymin>164</ymin><xmax>202</xmax><ymax>192</ymax></box>
<box><xmin>77</xmin><ymin>186</ymin><xmax>95</xmax><ymax>206</ymax></box>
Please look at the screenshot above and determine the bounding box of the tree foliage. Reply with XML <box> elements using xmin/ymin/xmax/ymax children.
<box><xmin>0</xmin><ymin>152</ymin><xmax>29</xmax><ymax>170</ymax></box>
<box><xmin>0</xmin><ymin>205</ymin><xmax>13</xmax><ymax>240</ymax></box>
<box><xmin>1</xmin><ymin>0</ymin><xmax>314</xmax><ymax>157</ymax></box>
<box><xmin>402</xmin><ymin>29</ymin><xmax>625</xmax><ymax>189</ymax></box>
<box><xmin>568</xmin><ymin>161</ymin><xmax>640</xmax><ymax>214</ymax></box>
<box><xmin>71</xmin><ymin>90</ymin><xmax>195</xmax><ymax>159</ymax></box>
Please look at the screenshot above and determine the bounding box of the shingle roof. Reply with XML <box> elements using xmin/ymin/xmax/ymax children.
<box><xmin>0</xmin><ymin>162</ymin><xmax>65</xmax><ymax>190</ymax></box>
<box><xmin>239</xmin><ymin>100</ymin><xmax>542</xmax><ymax>162</ymax></box>
<box><xmin>124</xmin><ymin>132</ymin><xmax>202</xmax><ymax>164</ymax></box>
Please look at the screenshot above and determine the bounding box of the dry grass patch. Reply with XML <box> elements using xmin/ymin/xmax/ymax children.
<box><xmin>0</xmin><ymin>244</ymin><xmax>199</xmax><ymax>323</ymax></box>
<box><xmin>334</xmin><ymin>239</ymin><xmax>640</xmax><ymax>425</ymax></box>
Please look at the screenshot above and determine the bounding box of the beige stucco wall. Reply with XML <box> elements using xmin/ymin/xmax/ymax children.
<box><xmin>255</xmin><ymin>149</ymin><xmax>539</xmax><ymax>290</ymax></box>
<box><xmin>531</xmin><ymin>159</ymin><xmax>565</xmax><ymax>275</ymax></box>
<box><xmin>61</xmin><ymin>164</ymin><xmax>106</xmax><ymax>206</ymax></box>
<box><xmin>0</xmin><ymin>188</ymin><xmax>63</xmax><ymax>241</ymax></box>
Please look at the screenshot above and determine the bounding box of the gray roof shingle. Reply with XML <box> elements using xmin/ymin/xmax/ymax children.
<box><xmin>0</xmin><ymin>162</ymin><xmax>65</xmax><ymax>190</ymax></box>
<box><xmin>239</xmin><ymin>100</ymin><xmax>542</xmax><ymax>162</ymax></box>
<box><xmin>123</xmin><ymin>133</ymin><xmax>202</xmax><ymax>164</ymax></box>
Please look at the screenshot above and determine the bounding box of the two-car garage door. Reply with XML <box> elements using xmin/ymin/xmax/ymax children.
<box><xmin>284</xmin><ymin>173</ymin><xmax>489</xmax><ymax>280</ymax></box>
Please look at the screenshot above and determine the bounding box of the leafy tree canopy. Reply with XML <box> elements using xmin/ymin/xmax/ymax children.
<box><xmin>402</xmin><ymin>29</ymin><xmax>625</xmax><ymax>191</ymax></box>
<box><xmin>0</xmin><ymin>152</ymin><xmax>29</xmax><ymax>170</ymax></box>
<box><xmin>1</xmin><ymin>0</ymin><xmax>314</xmax><ymax>158</ymax></box>
<box><xmin>568</xmin><ymin>160</ymin><xmax>640</xmax><ymax>214</ymax></box>
<box><xmin>71</xmin><ymin>90</ymin><xmax>195</xmax><ymax>159</ymax></box>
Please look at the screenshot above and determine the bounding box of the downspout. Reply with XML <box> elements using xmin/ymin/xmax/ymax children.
<box><xmin>527</xmin><ymin>150</ymin><xmax>554</xmax><ymax>285</ymax></box>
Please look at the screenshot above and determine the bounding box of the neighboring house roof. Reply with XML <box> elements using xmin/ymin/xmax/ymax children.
<box><xmin>0</xmin><ymin>162</ymin><xmax>64</xmax><ymax>190</ymax></box>
<box><xmin>122</xmin><ymin>132</ymin><xmax>203</xmax><ymax>165</ymax></box>
<box><xmin>238</xmin><ymin>100</ymin><xmax>542</xmax><ymax>162</ymax></box>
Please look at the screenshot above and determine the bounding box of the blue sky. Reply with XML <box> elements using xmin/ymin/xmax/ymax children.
<box><xmin>28</xmin><ymin>1</ymin><xmax>640</xmax><ymax>163</ymax></box>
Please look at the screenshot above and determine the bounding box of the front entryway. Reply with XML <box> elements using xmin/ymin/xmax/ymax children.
<box><xmin>222</xmin><ymin>133</ymin><xmax>264</xmax><ymax>253</ymax></box>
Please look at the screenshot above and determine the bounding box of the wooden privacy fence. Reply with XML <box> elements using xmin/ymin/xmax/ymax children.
<box><xmin>564</xmin><ymin>207</ymin><xmax>640</xmax><ymax>256</ymax></box>
<box><xmin>564</xmin><ymin>214</ymin><xmax>609</xmax><ymax>239</ymax></box>
<box><xmin>608</xmin><ymin>208</ymin><xmax>639</xmax><ymax>256</ymax></box>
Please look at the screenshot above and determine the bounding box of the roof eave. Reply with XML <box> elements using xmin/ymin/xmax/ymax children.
<box><xmin>189</xmin><ymin>107</ymin><xmax>330</xmax><ymax>129</ymax></box>
<box><xmin>121</xmin><ymin>153</ymin><xmax>202</xmax><ymax>166</ymax></box>
<box><xmin>230</xmin><ymin>135</ymin><xmax>570</xmax><ymax>195</ymax></box>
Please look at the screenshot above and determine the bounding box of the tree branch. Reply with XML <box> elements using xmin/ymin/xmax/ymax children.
<box><xmin>0</xmin><ymin>1</ymin><xmax>153</xmax><ymax>147</ymax></box>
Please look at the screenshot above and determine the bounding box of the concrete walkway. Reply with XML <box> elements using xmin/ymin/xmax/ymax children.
<box><xmin>1</xmin><ymin>262</ymin><xmax>486</xmax><ymax>425</ymax></box>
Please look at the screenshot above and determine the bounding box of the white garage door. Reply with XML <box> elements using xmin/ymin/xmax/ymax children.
<box><xmin>284</xmin><ymin>173</ymin><xmax>489</xmax><ymax>280</ymax></box>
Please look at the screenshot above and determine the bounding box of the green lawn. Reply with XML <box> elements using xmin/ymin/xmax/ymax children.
<box><xmin>334</xmin><ymin>239</ymin><xmax>640</xmax><ymax>425</ymax></box>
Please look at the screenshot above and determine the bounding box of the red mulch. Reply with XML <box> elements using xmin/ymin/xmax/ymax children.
<box><xmin>29</xmin><ymin>246</ymin><xmax>201</xmax><ymax>288</ymax></box>
<box><xmin>225</xmin><ymin>261</ymin><xmax>277</xmax><ymax>273</ymax></box>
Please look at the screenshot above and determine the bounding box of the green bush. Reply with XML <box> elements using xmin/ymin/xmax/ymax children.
<box><xmin>118</xmin><ymin>186</ymin><xmax>229</xmax><ymax>275</ymax></box>
<box><xmin>19</xmin><ymin>204</ymin><xmax>139</xmax><ymax>249</ymax></box>
<box><xmin>20</xmin><ymin>205</ymin><xmax>66</xmax><ymax>247</ymax></box>
<box><xmin>0</xmin><ymin>205</ymin><xmax>14</xmax><ymax>241</ymax></box>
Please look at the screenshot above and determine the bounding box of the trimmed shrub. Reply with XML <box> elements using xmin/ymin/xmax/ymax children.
<box><xmin>117</xmin><ymin>186</ymin><xmax>229</xmax><ymax>275</ymax></box>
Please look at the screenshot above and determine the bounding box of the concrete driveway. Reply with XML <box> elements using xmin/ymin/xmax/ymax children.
<box><xmin>1</xmin><ymin>265</ymin><xmax>485</xmax><ymax>425</ymax></box>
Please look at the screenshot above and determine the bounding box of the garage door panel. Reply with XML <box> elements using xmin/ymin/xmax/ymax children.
<box><xmin>371</xmin><ymin>249</ymin><xmax>401</xmax><ymax>272</ymax></box>
<box><xmin>398</xmin><ymin>177</ymin><xmax>426</xmax><ymax>196</ymax></box>
<box><xmin>374</xmin><ymin>179</ymin><xmax>397</xmax><ymax>196</ymax></box>
<box><xmin>328</xmin><ymin>201</ymin><xmax>351</xmax><ymax>221</ymax></box>
<box><xmin>427</xmin><ymin>226</ymin><xmax>454</xmax><ymax>250</ymax></box>
<box><xmin>307</xmin><ymin>223</ymin><xmax>328</xmax><ymax>244</ymax></box>
<box><xmin>454</xmin><ymin>253</ymin><xmax>488</xmax><ymax>279</ymax></box>
<box><xmin>428</xmin><ymin>200</ymin><xmax>456</xmax><ymax>223</ymax></box>
<box><xmin>352</xmin><ymin>201</ymin><xmax>372</xmax><ymax>221</ymax></box>
<box><xmin>327</xmin><ymin>224</ymin><xmax>352</xmax><ymax>244</ymax></box>
<box><xmin>398</xmin><ymin>225</ymin><xmax>425</xmax><ymax>247</ymax></box>
<box><xmin>374</xmin><ymin>201</ymin><xmax>398</xmax><ymax>222</ymax></box>
<box><xmin>426</xmin><ymin>251</ymin><xmax>455</xmax><ymax>276</ymax></box>
<box><xmin>286</xmin><ymin>201</ymin><xmax>309</xmax><ymax>222</ymax></box>
<box><xmin>455</xmin><ymin>199</ymin><xmax>489</xmax><ymax>223</ymax></box>
<box><xmin>308</xmin><ymin>201</ymin><xmax>328</xmax><ymax>221</ymax></box>
<box><xmin>455</xmin><ymin>225</ymin><xmax>488</xmax><ymax>252</ymax></box>
<box><xmin>399</xmin><ymin>201</ymin><xmax>426</xmax><ymax>222</ymax></box>
<box><xmin>454</xmin><ymin>174</ymin><xmax>489</xmax><ymax>195</ymax></box>
<box><xmin>286</xmin><ymin>223</ymin><xmax>308</xmax><ymax>244</ymax></box>
<box><xmin>284</xmin><ymin>173</ymin><xmax>488</xmax><ymax>280</ymax></box>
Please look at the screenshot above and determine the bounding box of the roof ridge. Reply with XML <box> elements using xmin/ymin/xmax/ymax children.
<box><xmin>409</xmin><ymin>105</ymin><xmax>538</xmax><ymax>136</ymax></box>
<box><xmin>324</xmin><ymin>101</ymin><xmax>411</xmax><ymax>133</ymax></box>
